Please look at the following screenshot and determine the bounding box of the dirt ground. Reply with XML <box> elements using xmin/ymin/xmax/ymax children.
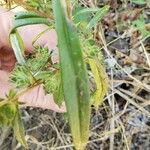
<box><xmin>0</xmin><ymin>0</ymin><xmax>150</xmax><ymax>150</ymax></box>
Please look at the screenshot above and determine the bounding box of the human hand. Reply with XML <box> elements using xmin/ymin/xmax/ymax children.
<box><xmin>0</xmin><ymin>7</ymin><xmax>66</xmax><ymax>112</ymax></box>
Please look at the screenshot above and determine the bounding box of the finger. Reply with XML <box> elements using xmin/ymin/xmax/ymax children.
<box><xmin>0</xmin><ymin>70</ymin><xmax>14</xmax><ymax>98</ymax></box>
<box><xmin>0</xmin><ymin>7</ymin><xmax>12</xmax><ymax>49</ymax></box>
<box><xmin>19</xmin><ymin>85</ymin><xmax>66</xmax><ymax>113</ymax></box>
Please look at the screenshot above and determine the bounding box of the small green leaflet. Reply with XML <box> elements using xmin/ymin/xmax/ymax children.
<box><xmin>10</xmin><ymin>64</ymin><xmax>35</xmax><ymax>88</ymax></box>
<box><xmin>86</xmin><ymin>5</ymin><xmax>109</xmax><ymax>30</ymax></box>
<box><xmin>0</xmin><ymin>102</ymin><xmax>17</xmax><ymax>126</ymax></box>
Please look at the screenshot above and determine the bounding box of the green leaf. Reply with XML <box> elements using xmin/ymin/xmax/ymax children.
<box><xmin>72</xmin><ymin>4</ymin><xmax>92</xmax><ymax>29</ymax></box>
<box><xmin>132</xmin><ymin>12</ymin><xmax>150</xmax><ymax>38</ymax></box>
<box><xmin>15</xmin><ymin>11</ymin><xmax>45</xmax><ymax>19</ymax></box>
<box><xmin>132</xmin><ymin>0</ymin><xmax>146</xmax><ymax>5</ymax></box>
<box><xmin>0</xmin><ymin>102</ymin><xmax>17</xmax><ymax>126</ymax></box>
<box><xmin>12</xmin><ymin>18</ymin><xmax>51</xmax><ymax>32</ymax></box>
<box><xmin>86</xmin><ymin>5</ymin><xmax>109</xmax><ymax>30</ymax></box>
<box><xmin>74</xmin><ymin>7</ymin><xmax>99</xmax><ymax>18</ymax></box>
<box><xmin>11</xmin><ymin>12</ymin><xmax>51</xmax><ymax>32</ymax></box>
<box><xmin>53</xmin><ymin>0</ymin><xmax>91</xmax><ymax>149</ymax></box>
<box><xmin>10</xmin><ymin>30</ymin><xmax>26</xmax><ymax>65</ymax></box>
<box><xmin>27</xmin><ymin>46</ymin><xmax>50</xmax><ymax>73</ymax></box>
<box><xmin>44</xmin><ymin>72</ymin><xmax>64</xmax><ymax>106</ymax></box>
<box><xmin>13</xmin><ymin>108</ymin><xmax>28</xmax><ymax>149</ymax></box>
<box><xmin>10</xmin><ymin>65</ymin><xmax>35</xmax><ymax>88</ymax></box>
<box><xmin>53</xmin><ymin>80</ymin><xmax>64</xmax><ymax>106</ymax></box>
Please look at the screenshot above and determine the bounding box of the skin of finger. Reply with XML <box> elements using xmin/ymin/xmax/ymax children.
<box><xmin>0</xmin><ymin>70</ymin><xmax>12</xmax><ymax>98</ymax></box>
<box><xmin>0</xmin><ymin>7</ymin><xmax>13</xmax><ymax>49</ymax></box>
<box><xmin>19</xmin><ymin>85</ymin><xmax>66</xmax><ymax>113</ymax></box>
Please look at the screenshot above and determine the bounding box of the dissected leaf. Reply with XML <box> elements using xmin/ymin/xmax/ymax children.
<box><xmin>13</xmin><ymin>107</ymin><xmax>28</xmax><ymax>149</ymax></box>
<box><xmin>27</xmin><ymin>46</ymin><xmax>50</xmax><ymax>73</ymax></box>
<box><xmin>53</xmin><ymin>0</ymin><xmax>91</xmax><ymax>149</ymax></box>
<box><xmin>88</xmin><ymin>58</ymin><xmax>108</xmax><ymax>108</ymax></box>
<box><xmin>10</xmin><ymin>64</ymin><xmax>35</xmax><ymax>88</ymax></box>
<box><xmin>44</xmin><ymin>72</ymin><xmax>64</xmax><ymax>106</ymax></box>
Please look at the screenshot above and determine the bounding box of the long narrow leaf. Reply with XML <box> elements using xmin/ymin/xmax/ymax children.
<box><xmin>10</xmin><ymin>30</ymin><xmax>26</xmax><ymax>65</ymax></box>
<box><xmin>13</xmin><ymin>107</ymin><xmax>28</xmax><ymax>149</ymax></box>
<box><xmin>15</xmin><ymin>11</ymin><xmax>45</xmax><ymax>19</ymax></box>
<box><xmin>86</xmin><ymin>5</ymin><xmax>109</xmax><ymax>30</ymax></box>
<box><xmin>11</xmin><ymin>12</ymin><xmax>51</xmax><ymax>32</ymax></box>
<box><xmin>53</xmin><ymin>0</ymin><xmax>91</xmax><ymax>149</ymax></box>
<box><xmin>12</xmin><ymin>18</ymin><xmax>51</xmax><ymax>32</ymax></box>
<box><xmin>89</xmin><ymin>58</ymin><xmax>108</xmax><ymax>108</ymax></box>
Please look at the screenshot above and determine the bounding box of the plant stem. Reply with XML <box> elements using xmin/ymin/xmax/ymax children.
<box><xmin>66</xmin><ymin>0</ymin><xmax>72</xmax><ymax>19</ymax></box>
<box><xmin>10</xmin><ymin>81</ymin><xmax>42</xmax><ymax>104</ymax></box>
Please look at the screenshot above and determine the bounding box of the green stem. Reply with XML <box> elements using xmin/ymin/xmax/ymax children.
<box><xmin>66</xmin><ymin>0</ymin><xmax>72</xmax><ymax>19</ymax></box>
<box><xmin>9</xmin><ymin>80</ymin><xmax>42</xmax><ymax>104</ymax></box>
